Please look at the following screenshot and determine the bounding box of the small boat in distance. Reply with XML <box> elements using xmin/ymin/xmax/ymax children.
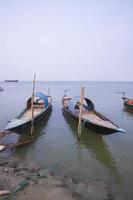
<box><xmin>4</xmin><ymin>80</ymin><xmax>19</xmax><ymax>82</ymax></box>
<box><xmin>122</xmin><ymin>92</ymin><xmax>133</xmax><ymax>110</ymax></box>
<box><xmin>0</xmin><ymin>86</ymin><xmax>4</xmax><ymax>91</ymax></box>
<box><xmin>62</xmin><ymin>95</ymin><xmax>125</xmax><ymax>134</ymax></box>
<box><xmin>6</xmin><ymin>92</ymin><xmax>52</xmax><ymax>132</ymax></box>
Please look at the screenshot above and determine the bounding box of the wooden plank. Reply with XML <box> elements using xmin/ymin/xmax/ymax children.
<box><xmin>31</xmin><ymin>74</ymin><xmax>36</xmax><ymax>134</ymax></box>
<box><xmin>78</xmin><ymin>87</ymin><xmax>85</xmax><ymax>138</ymax></box>
<box><xmin>82</xmin><ymin>112</ymin><xmax>117</xmax><ymax>129</ymax></box>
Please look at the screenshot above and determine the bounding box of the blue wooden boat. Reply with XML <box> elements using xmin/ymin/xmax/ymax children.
<box><xmin>62</xmin><ymin>96</ymin><xmax>125</xmax><ymax>134</ymax></box>
<box><xmin>6</xmin><ymin>92</ymin><xmax>52</xmax><ymax>132</ymax></box>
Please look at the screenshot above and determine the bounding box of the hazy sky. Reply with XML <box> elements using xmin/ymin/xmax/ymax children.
<box><xmin>0</xmin><ymin>0</ymin><xmax>133</xmax><ymax>81</ymax></box>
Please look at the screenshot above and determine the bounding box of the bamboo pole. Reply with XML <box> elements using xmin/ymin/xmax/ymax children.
<box><xmin>31</xmin><ymin>74</ymin><xmax>36</xmax><ymax>134</ymax></box>
<box><xmin>78</xmin><ymin>86</ymin><xmax>85</xmax><ymax>139</ymax></box>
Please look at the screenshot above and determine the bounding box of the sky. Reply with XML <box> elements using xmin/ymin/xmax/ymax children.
<box><xmin>0</xmin><ymin>0</ymin><xmax>133</xmax><ymax>81</ymax></box>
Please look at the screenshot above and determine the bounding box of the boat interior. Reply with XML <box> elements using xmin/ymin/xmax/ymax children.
<box><xmin>63</xmin><ymin>96</ymin><xmax>118</xmax><ymax>129</ymax></box>
<box><xmin>20</xmin><ymin>96</ymin><xmax>52</xmax><ymax>120</ymax></box>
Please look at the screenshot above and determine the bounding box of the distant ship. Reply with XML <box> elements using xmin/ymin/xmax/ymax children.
<box><xmin>0</xmin><ymin>86</ymin><xmax>4</xmax><ymax>91</ymax></box>
<box><xmin>4</xmin><ymin>80</ymin><xmax>19</xmax><ymax>82</ymax></box>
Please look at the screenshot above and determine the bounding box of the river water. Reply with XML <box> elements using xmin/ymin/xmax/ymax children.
<box><xmin>0</xmin><ymin>81</ymin><xmax>133</xmax><ymax>199</ymax></box>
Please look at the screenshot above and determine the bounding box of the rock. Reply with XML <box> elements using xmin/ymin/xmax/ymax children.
<box><xmin>76</xmin><ymin>181</ymin><xmax>109</xmax><ymax>200</ymax></box>
<box><xmin>4</xmin><ymin>168</ymin><xmax>9</xmax><ymax>175</ymax></box>
<box><xmin>38</xmin><ymin>169</ymin><xmax>49</xmax><ymax>178</ymax></box>
<box><xmin>0</xmin><ymin>159</ymin><xmax>111</xmax><ymax>200</ymax></box>
<box><xmin>76</xmin><ymin>182</ymin><xmax>87</xmax><ymax>195</ymax></box>
<box><xmin>64</xmin><ymin>178</ymin><xmax>76</xmax><ymax>192</ymax></box>
<box><xmin>45</xmin><ymin>179</ymin><xmax>63</xmax><ymax>187</ymax></box>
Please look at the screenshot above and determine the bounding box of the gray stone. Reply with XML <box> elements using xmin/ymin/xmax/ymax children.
<box><xmin>76</xmin><ymin>181</ymin><xmax>109</xmax><ymax>200</ymax></box>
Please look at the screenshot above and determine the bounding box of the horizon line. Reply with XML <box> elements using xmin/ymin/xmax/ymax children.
<box><xmin>0</xmin><ymin>80</ymin><xmax>133</xmax><ymax>82</ymax></box>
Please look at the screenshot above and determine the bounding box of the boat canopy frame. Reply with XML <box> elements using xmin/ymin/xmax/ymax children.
<box><xmin>68</xmin><ymin>96</ymin><xmax>95</xmax><ymax>113</ymax></box>
<box><xmin>27</xmin><ymin>92</ymin><xmax>49</xmax><ymax>109</ymax></box>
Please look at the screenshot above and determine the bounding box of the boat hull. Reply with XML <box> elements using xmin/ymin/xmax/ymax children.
<box><xmin>6</xmin><ymin>105</ymin><xmax>52</xmax><ymax>133</ymax></box>
<box><xmin>122</xmin><ymin>97</ymin><xmax>133</xmax><ymax>110</ymax></box>
<box><xmin>124</xmin><ymin>102</ymin><xmax>133</xmax><ymax>110</ymax></box>
<box><xmin>63</xmin><ymin>107</ymin><xmax>119</xmax><ymax>135</ymax></box>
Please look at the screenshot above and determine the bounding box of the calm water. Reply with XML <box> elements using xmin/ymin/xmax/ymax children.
<box><xmin>0</xmin><ymin>81</ymin><xmax>133</xmax><ymax>199</ymax></box>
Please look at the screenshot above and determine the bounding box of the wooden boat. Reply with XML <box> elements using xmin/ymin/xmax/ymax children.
<box><xmin>122</xmin><ymin>96</ymin><xmax>133</xmax><ymax>110</ymax></box>
<box><xmin>117</xmin><ymin>92</ymin><xmax>133</xmax><ymax>110</ymax></box>
<box><xmin>5</xmin><ymin>92</ymin><xmax>52</xmax><ymax>132</ymax></box>
<box><xmin>62</xmin><ymin>96</ymin><xmax>125</xmax><ymax>134</ymax></box>
<box><xmin>4</xmin><ymin>80</ymin><xmax>18</xmax><ymax>82</ymax></box>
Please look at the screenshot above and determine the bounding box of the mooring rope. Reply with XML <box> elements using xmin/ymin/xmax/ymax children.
<box><xmin>1</xmin><ymin>144</ymin><xmax>75</xmax><ymax>200</ymax></box>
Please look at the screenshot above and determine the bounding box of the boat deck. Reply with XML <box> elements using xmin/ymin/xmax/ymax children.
<box><xmin>63</xmin><ymin>97</ymin><xmax>117</xmax><ymax>130</ymax></box>
<box><xmin>82</xmin><ymin>112</ymin><xmax>117</xmax><ymax>129</ymax></box>
<box><xmin>20</xmin><ymin>96</ymin><xmax>52</xmax><ymax>120</ymax></box>
<box><xmin>20</xmin><ymin>108</ymin><xmax>43</xmax><ymax>119</ymax></box>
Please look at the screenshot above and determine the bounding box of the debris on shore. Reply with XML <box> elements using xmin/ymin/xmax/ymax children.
<box><xmin>0</xmin><ymin>138</ymin><xmax>32</xmax><ymax>152</ymax></box>
<box><xmin>0</xmin><ymin>158</ymin><xmax>111</xmax><ymax>200</ymax></box>
<box><xmin>0</xmin><ymin>145</ymin><xmax>5</xmax><ymax>152</ymax></box>
<box><xmin>0</xmin><ymin>190</ymin><xmax>10</xmax><ymax>196</ymax></box>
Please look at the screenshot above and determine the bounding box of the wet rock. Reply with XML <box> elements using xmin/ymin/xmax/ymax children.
<box><xmin>37</xmin><ymin>169</ymin><xmax>49</xmax><ymax>178</ymax></box>
<box><xmin>45</xmin><ymin>178</ymin><xmax>63</xmax><ymax>187</ymax></box>
<box><xmin>76</xmin><ymin>181</ymin><xmax>109</xmax><ymax>200</ymax></box>
<box><xmin>63</xmin><ymin>177</ymin><xmax>76</xmax><ymax>192</ymax></box>
<box><xmin>76</xmin><ymin>182</ymin><xmax>87</xmax><ymax>195</ymax></box>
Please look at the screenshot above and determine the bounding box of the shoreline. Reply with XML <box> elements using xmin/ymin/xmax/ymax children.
<box><xmin>0</xmin><ymin>158</ymin><xmax>112</xmax><ymax>200</ymax></box>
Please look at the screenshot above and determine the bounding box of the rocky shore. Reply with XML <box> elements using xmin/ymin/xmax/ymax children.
<box><xmin>0</xmin><ymin>158</ymin><xmax>112</xmax><ymax>200</ymax></box>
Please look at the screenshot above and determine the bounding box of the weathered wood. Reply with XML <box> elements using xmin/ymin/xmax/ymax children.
<box><xmin>11</xmin><ymin>140</ymin><xmax>32</xmax><ymax>148</ymax></box>
<box><xmin>62</xmin><ymin>95</ymin><xmax>125</xmax><ymax>134</ymax></box>
<box><xmin>5</xmin><ymin>95</ymin><xmax>52</xmax><ymax>132</ymax></box>
<box><xmin>31</xmin><ymin>74</ymin><xmax>36</xmax><ymax>134</ymax></box>
<box><xmin>82</xmin><ymin>112</ymin><xmax>117</xmax><ymax>129</ymax></box>
<box><xmin>0</xmin><ymin>190</ymin><xmax>10</xmax><ymax>196</ymax></box>
<box><xmin>78</xmin><ymin>87</ymin><xmax>85</xmax><ymax>138</ymax></box>
<box><xmin>0</xmin><ymin>140</ymin><xmax>32</xmax><ymax>151</ymax></box>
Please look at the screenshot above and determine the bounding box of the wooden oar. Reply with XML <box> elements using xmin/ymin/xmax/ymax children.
<box><xmin>31</xmin><ymin>74</ymin><xmax>36</xmax><ymax>134</ymax></box>
<box><xmin>78</xmin><ymin>86</ymin><xmax>85</xmax><ymax>139</ymax></box>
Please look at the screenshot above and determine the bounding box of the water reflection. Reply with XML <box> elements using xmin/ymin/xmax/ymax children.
<box><xmin>14</xmin><ymin>108</ymin><xmax>52</xmax><ymax>156</ymax></box>
<box><xmin>123</xmin><ymin>107</ymin><xmax>133</xmax><ymax>116</ymax></box>
<box><xmin>62</xmin><ymin>109</ymin><xmax>121</xmax><ymax>182</ymax></box>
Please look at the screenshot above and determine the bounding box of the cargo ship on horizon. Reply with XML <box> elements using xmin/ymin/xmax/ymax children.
<box><xmin>4</xmin><ymin>79</ymin><xmax>19</xmax><ymax>82</ymax></box>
